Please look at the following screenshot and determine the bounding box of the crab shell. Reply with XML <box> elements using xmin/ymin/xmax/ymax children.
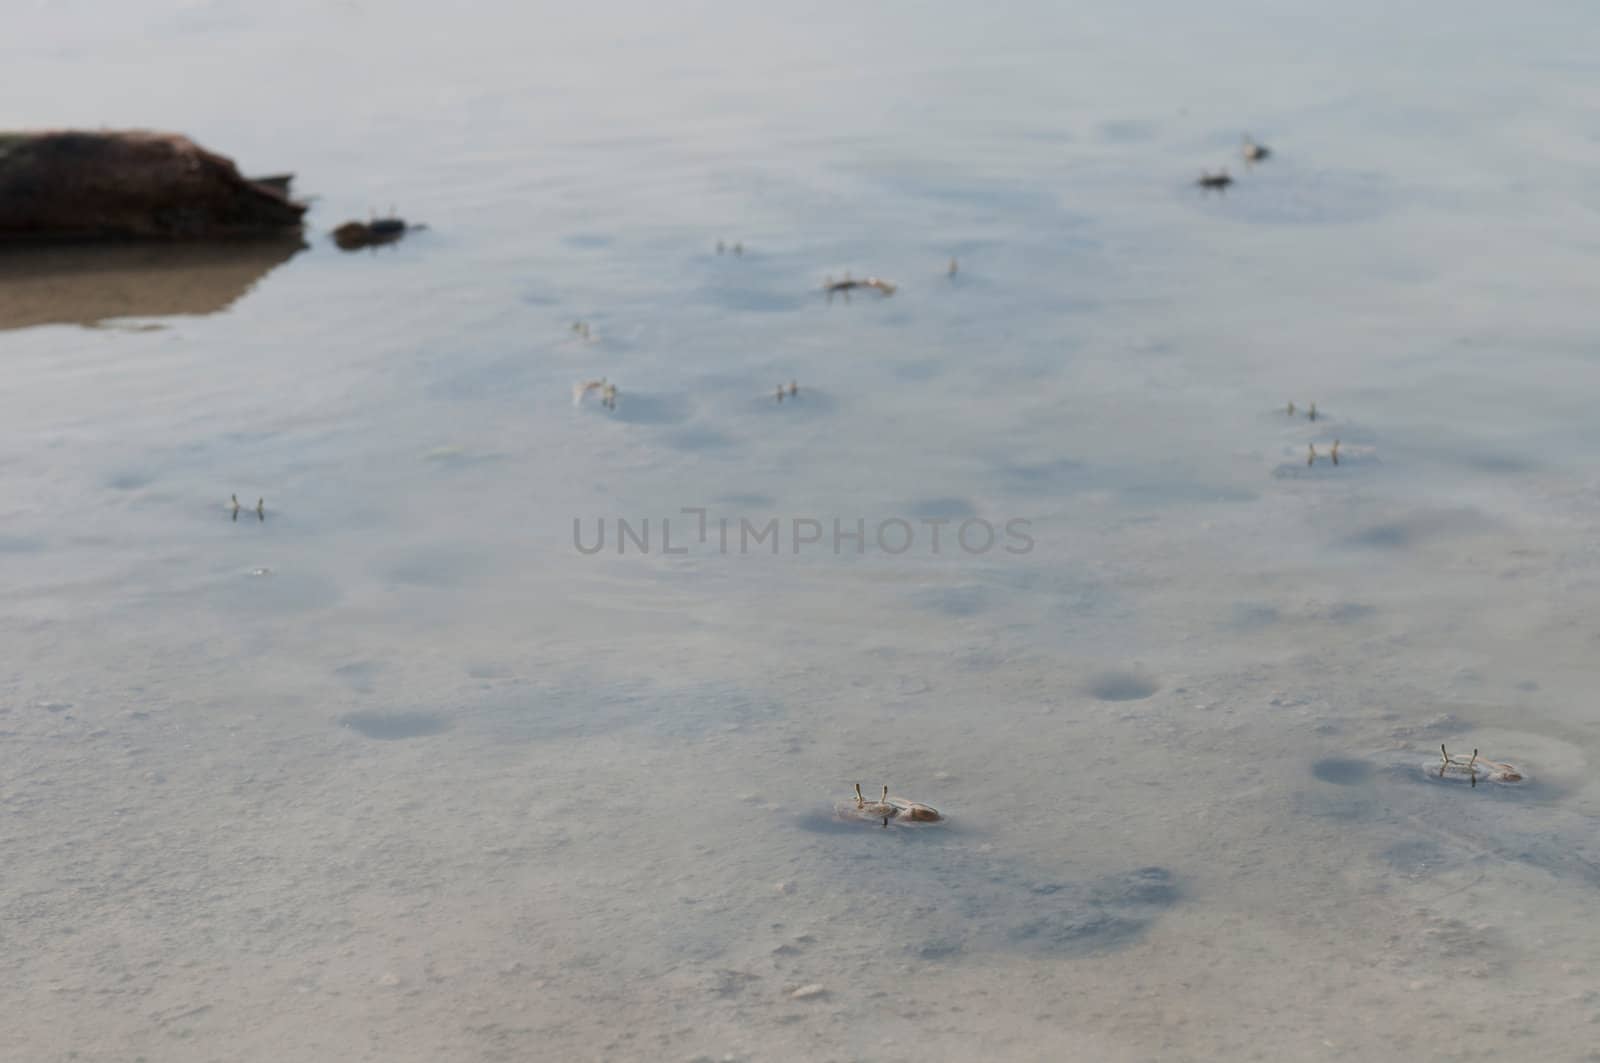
<box><xmin>834</xmin><ymin>796</ymin><xmax>944</xmax><ymax>827</ymax></box>
<box><xmin>1429</xmin><ymin>754</ymin><xmax>1524</xmax><ymax>785</ymax></box>
<box><xmin>890</xmin><ymin>798</ymin><xmax>943</xmax><ymax>822</ymax></box>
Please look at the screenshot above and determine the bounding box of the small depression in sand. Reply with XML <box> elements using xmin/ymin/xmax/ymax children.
<box><xmin>1287</xmin><ymin>732</ymin><xmax>1600</xmax><ymax>894</ymax></box>
<box><xmin>1311</xmin><ymin>757</ymin><xmax>1374</xmax><ymax>785</ymax></box>
<box><xmin>106</xmin><ymin>469</ymin><xmax>156</xmax><ymax>491</ymax></box>
<box><xmin>338</xmin><ymin>710</ymin><xmax>452</xmax><ymax>740</ymax></box>
<box><xmin>603</xmin><ymin>392</ymin><xmax>694</xmax><ymax>426</ymax></box>
<box><xmin>1084</xmin><ymin>668</ymin><xmax>1160</xmax><ymax>702</ymax></box>
<box><xmin>793</xmin><ymin>806</ymin><xmax>1180</xmax><ymax>960</ymax></box>
<box><xmin>908</xmin><ymin>496</ymin><xmax>979</xmax><ymax>520</ymax></box>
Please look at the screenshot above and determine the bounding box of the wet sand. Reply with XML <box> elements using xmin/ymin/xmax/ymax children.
<box><xmin>4</xmin><ymin>1</ymin><xmax>1600</xmax><ymax>1060</ymax></box>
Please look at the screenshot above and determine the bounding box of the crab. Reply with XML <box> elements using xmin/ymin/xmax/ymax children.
<box><xmin>1432</xmin><ymin>744</ymin><xmax>1524</xmax><ymax>788</ymax></box>
<box><xmin>332</xmin><ymin>214</ymin><xmax>427</xmax><ymax>251</ymax></box>
<box><xmin>835</xmin><ymin>783</ymin><xmax>944</xmax><ymax>828</ymax></box>
<box><xmin>227</xmin><ymin>494</ymin><xmax>265</xmax><ymax>522</ymax></box>
<box><xmin>823</xmin><ymin>274</ymin><xmax>897</xmax><ymax>302</ymax></box>
<box><xmin>1196</xmin><ymin>170</ymin><xmax>1233</xmax><ymax>192</ymax></box>
<box><xmin>1241</xmin><ymin>135</ymin><xmax>1272</xmax><ymax>164</ymax></box>
<box><xmin>573</xmin><ymin>377</ymin><xmax>618</xmax><ymax>409</ymax></box>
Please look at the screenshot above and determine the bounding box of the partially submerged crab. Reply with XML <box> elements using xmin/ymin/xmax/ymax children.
<box><xmin>1272</xmin><ymin>438</ymin><xmax>1377</xmax><ymax>477</ymax></box>
<box><xmin>573</xmin><ymin>377</ymin><xmax>618</xmax><ymax>409</ymax></box>
<box><xmin>227</xmin><ymin>493</ymin><xmax>265</xmax><ymax>522</ymax></box>
<box><xmin>835</xmin><ymin>783</ymin><xmax>944</xmax><ymax>828</ymax></box>
<box><xmin>1304</xmin><ymin>439</ymin><xmax>1352</xmax><ymax>466</ymax></box>
<box><xmin>823</xmin><ymin>274</ymin><xmax>897</xmax><ymax>302</ymax></box>
<box><xmin>333</xmin><ymin>214</ymin><xmax>427</xmax><ymax>251</ymax></box>
<box><xmin>1432</xmin><ymin>744</ymin><xmax>1524</xmax><ymax>788</ymax></box>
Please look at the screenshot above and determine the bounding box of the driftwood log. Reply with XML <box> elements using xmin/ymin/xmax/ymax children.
<box><xmin>0</xmin><ymin>130</ymin><xmax>305</xmax><ymax>241</ymax></box>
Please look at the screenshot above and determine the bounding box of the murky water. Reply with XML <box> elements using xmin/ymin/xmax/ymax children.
<box><xmin>5</xmin><ymin>2</ymin><xmax>1600</xmax><ymax>1059</ymax></box>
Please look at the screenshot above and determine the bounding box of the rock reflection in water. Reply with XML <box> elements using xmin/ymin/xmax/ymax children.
<box><xmin>0</xmin><ymin>237</ymin><xmax>304</xmax><ymax>331</ymax></box>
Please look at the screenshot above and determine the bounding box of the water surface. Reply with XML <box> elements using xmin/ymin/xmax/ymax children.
<box><xmin>4</xmin><ymin>2</ymin><xmax>1600</xmax><ymax>1060</ymax></box>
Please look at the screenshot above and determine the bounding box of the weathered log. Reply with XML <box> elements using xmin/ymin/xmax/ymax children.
<box><xmin>0</xmin><ymin>130</ymin><xmax>305</xmax><ymax>241</ymax></box>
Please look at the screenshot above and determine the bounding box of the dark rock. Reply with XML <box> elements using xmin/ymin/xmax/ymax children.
<box><xmin>249</xmin><ymin>173</ymin><xmax>295</xmax><ymax>195</ymax></box>
<box><xmin>0</xmin><ymin>130</ymin><xmax>305</xmax><ymax>241</ymax></box>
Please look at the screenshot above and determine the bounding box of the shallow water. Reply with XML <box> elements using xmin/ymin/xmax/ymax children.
<box><xmin>5</xmin><ymin>2</ymin><xmax>1600</xmax><ymax>1060</ymax></box>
